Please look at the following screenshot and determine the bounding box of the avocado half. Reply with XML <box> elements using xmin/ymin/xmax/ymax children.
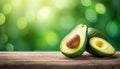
<box><xmin>60</xmin><ymin>24</ymin><xmax>88</xmax><ymax>58</ymax></box>
<box><xmin>88</xmin><ymin>37</ymin><xmax>116</xmax><ymax>57</ymax></box>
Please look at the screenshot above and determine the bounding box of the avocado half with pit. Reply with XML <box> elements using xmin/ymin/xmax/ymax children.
<box><xmin>88</xmin><ymin>37</ymin><xmax>116</xmax><ymax>57</ymax></box>
<box><xmin>60</xmin><ymin>24</ymin><xmax>88</xmax><ymax>58</ymax></box>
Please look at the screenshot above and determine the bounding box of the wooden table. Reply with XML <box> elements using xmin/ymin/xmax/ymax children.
<box><xmin>0</xmin><ymin>52</ymin><xmax>120</xmax><ymax>69</ymax></box>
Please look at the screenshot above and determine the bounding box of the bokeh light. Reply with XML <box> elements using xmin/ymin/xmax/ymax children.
<box><xmin>85</xmin><ymin>9</ymin><xmax>98</xmax><ymax>22</ymax></box>
<box><xmin>53</xmin><ymin>0</ymin><xmax>69</xmax><ymax>10</ymax></box>
<box><xmin>6</xmin><ymin>43</ymin><xmax>14</xmax><ymax>51</ymax></box>
<box><xmin>2</xmin><ymin>3</ymin><xmax>12</xmax><ymax>14</ymax></box>
<box><xmin>106</xmin><ymin>21</ymin><xmax>120</xmax><ymax>38</ymax></box>
<box><xmin>0</xmin><ymin>13</ymin><xmax>6</xmax><ymax>25</ymax></box>
<box><xmin>45</xmin><ymin>32</ymin><xmax>59</xmax><ymax>46</ymax></box>
<box><xmin>81</xmin><ymin>0</ymin><xmax>92</xmax><ymax>7</ymax></box>
<box><xmin>0</xmin><ymin>33</ymin><xmax>8</xmax><ymax>44</ymax></box>
<box><xmin>17</xmin><ymin>17</ymin><xmax>27</xmax><ymax>30</ymax></box>
<box><xmin>37</xmin><ymin>6</ymin><xmax>53</xmax><ymax>22</ymax></box>
<box><xmin>95</xmin><ymin>3</ymin><xmax>106</xmax><ymax>14</ymax></box>
<box><xmin>0</xmin><ymin>0</ymin><xmax>120</xmax><ymax>51</ymax></box>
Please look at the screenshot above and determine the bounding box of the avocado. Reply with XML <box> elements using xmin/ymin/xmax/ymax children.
<box><xmin>88</xmin><ymin>37</ymin><xmax>116</xmax><ymax>57</ymax></box>
<box><xmin>60</xmin><ymin>24</ymin><xmax>88</xmax><ymax>58</ymax></box>
<box><xmin>88</xmin><ymin>28</ymin><xmax>106</xmax><ymax>39</ymax></box>
<box><xmin>86</xmin><ymin>27</ymin><xmax>106</xmax><ymax>53</ymax></box>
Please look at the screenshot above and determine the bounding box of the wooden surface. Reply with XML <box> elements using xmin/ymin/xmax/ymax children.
<box><xmin>0</xmin><ymin>52</ymin><xmax>120</xmax><ymax>69</ymax></box>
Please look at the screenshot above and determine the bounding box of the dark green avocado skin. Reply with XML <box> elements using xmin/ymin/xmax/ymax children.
<box><xmin>88</xmin><ymin>28</ymin><xmax>106</xmax><ymax>39</ymax></box>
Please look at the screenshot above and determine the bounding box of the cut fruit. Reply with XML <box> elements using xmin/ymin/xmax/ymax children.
<box><xmin>87</xmin><ymin>37</ymin><xmax>116</xmax><ymax>57</ymax></box>
<box><xmin>60</xmin><ymin>24</ymin><xmax>88</xmax><ymax>58</ymax></box>
<box><xmin>95</xmin><ymin>41</ymin><xmax>108</xmax><ymax>50</ymax></box>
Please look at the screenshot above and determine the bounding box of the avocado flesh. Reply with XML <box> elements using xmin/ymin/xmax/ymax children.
<box><xmin>60</xmin><ymin>24</ymin><xmax>88</xmax><ymax>58</ymax></box>
<box><xmin>88</xmin><ymin>37</ymin><xmax>116</xmax><ymax>57</ymax></box>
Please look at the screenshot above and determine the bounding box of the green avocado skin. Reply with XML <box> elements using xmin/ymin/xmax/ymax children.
<box><xmin>86</xmin><ymin>38</ymin><xmax>116</xmax><ymax>57</ymax></box>
<box><xmin>62</xmin><ymin>35</ymin><xmax>88</xmax><ymax>58</ymax></box>
<box><xmin>88</xmin><ymin>28</ymin><xmax>106</xmax><ymax>39</ymax></box>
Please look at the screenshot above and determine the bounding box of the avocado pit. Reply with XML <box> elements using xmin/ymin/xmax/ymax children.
<box><xmin>66</xmin><ymin>34</ymin><xmax>80</xmax><ymax>49</ymax></box>
<box><xmin>95</xmin><ymin>41</ymin><xmax>108</xmax><ymax>49</ymax></box>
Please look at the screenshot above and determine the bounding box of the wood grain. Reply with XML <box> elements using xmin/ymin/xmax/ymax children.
<box><xmin>0</xmin><ymin>52</ymin><xmax>120</xmax><ymax>69</ymax></box>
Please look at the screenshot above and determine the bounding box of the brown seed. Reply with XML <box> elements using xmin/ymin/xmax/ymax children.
<box><xmin>66</xmin><ymin>34</ymin><xmax>80</xmax><ymax>49</ymax></box>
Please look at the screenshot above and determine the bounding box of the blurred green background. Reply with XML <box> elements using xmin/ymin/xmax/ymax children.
<box><xmin>0</xmin><ymin>0</ymin><xmax>120</xmax><ymax>51</ymax></box>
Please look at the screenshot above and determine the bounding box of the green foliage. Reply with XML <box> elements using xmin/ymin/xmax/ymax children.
<box><xmin>0</xmin><ymin>0</ymin><xmax>120</xmax><ymax>51</ymax></box>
